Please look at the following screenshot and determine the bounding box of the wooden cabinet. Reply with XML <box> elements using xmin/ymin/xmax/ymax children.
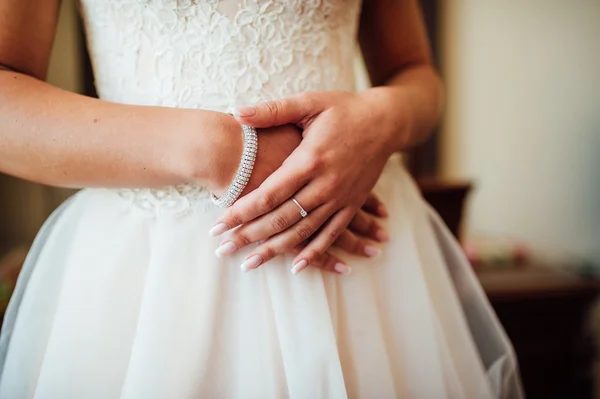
<box><xmin>478</xmin><ymin>268</ymin><xmax>600</xmax><ymax>399</ymax></box>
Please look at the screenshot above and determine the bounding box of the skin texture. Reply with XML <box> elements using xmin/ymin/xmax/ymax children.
<box><xmin>211</xmin><ymin>0</ymin><xmax>444</xmax><ymax>274</ymax></box>
<box><xmin>0</xmin><ymin>0</ymin><xmax>390</xmax><ymax>272</ymax></box>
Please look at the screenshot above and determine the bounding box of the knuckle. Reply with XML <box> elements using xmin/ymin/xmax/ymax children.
<box><xmin>268</xmin><ymin>212</ymin><xmax>289</xmax><ymax>232</ymax></box>
<box><xmin>294</xmin><ymin>223</ymin><xmax>314</xmax><ymax>242</ymax></box>
<box><xmin>261</xmin><ymin>246</ymin><xmax>279</xmax><ymax>261</ymax></box>
<box><xmin>299</xmin><ymin>151</ymin><xmax>321</xmax><ymax>175</ymax></box>
<box><xmin>233</xmin><ymin>232</ymin><xmax>252</xmax><ymax>247</ymax></box>
<box><xmin>328</xmin><ymin>171</ymin><xmax>343</xmax><ymax>187</ymax></box>
<box><xmin>311</xmin><ymin>190</ymin><xmax>328</xmax><ymax>205</ymax></box>
<box><xmin>265</xmin><ymin>100</ymin><xmax>284</xmax><ymax>118</ymax></box>
<box><xmin>259</xmin><ymin>193</ymin><xmax>278</xmax><ymax>213</ymax></box>
<box><xmin>303</xmin><ymin>248</ymin><xmax>322</xmax><ymax>262</ymax></box>
<box><xmin>329</xmin><ymin>228</ymin><xmax>342</xmax><ymax>241</ymax></box>
<box><xmin>329</xmin><ymin>196</ymin><xmax>345</xmax><ymax>210</ymax></box>
<box><xmin>226</xmin><ymin>210</ymin><xmax>244</xmax><ymax>227</ymax></box>
<box><xmin>310</xmin><ymin>252</ymin><xmax>327</xmax><ymax>267</ymax></box>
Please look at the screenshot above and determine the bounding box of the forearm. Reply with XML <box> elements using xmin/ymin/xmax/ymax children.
<box><xmin>361</xmin><ymin>64</ymin><xmax>443</xmax><ymax>153</ymax></box>
<box><xmin>0</xmin><ymin>69</ymin><xmax>238</xmax><ymax>189</ymax></box>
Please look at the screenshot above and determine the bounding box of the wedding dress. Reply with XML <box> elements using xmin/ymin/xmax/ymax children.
<box><xmin>0</xmin><ymin>1</ymin><xmax>523</xmax><ymax>398</ymax></box>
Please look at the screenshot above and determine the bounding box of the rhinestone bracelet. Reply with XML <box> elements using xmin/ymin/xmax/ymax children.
<box><xmin>210</xmin><ymin>122</ymin><xmax>258</xmax><ymax>208</ymax></box>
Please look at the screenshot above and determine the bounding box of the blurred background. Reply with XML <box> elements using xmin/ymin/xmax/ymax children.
<box><xmin>0</xmin><ymin>0</ymin><xmax>599</xmax><ymax>398</ymax></box>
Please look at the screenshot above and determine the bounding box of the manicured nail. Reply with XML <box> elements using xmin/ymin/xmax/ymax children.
<box><xmin>215</xmin><ymin>241</ymin><xmax>237</xmax><ymax>257</ymax></box>
<box><xmin>209</xmin><ymin>223</ymin><xmax>229</xmax><ymax>237</ymax></box>
<box><xmin>376</xmin><ymin>230</ymin><xmax>390</xmax><ymax>243</ymax></box>
<box><xmin>334</xmin><ymin>263</ymin><xmax>351</xmax><ymax>275</ymax></box>
<box><xmin>364</xmin><ymin>245</ymin><xmax>381</xmax><ymax>258</ymax></box>
<box><xmin>235</xmin><ymin>106</ymin><xmax>256</xmax><ymax>117</ymax></box>
<box><xmin>241</xmin><ymin>254</ymin><xmax>262</xmax><ymax>272</ymax></box>
<box><xmin>377</xmin><ymin>205</ymin><xmax>389</xmax><ymax>217</ymax></box>
<box><xmin>291</xmin><ymin>259</ymin><xmax>309</xmax><ymax>275</ymax></box>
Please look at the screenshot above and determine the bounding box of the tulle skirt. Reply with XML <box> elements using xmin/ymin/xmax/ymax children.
<box><xmin>0</xmin><ymin>156</ymin><xmax>523</xmax><ymax>398</ymax></box>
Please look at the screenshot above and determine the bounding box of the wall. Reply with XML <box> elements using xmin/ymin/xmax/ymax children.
<box><xmin>441</xmin><ymin>0</ymin><xmax>600</xmax><ymax>262</ymax></box>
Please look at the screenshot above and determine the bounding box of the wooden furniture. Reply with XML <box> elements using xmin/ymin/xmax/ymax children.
<box><xmin>478</xmin><ymin>267</ymin><xmax>600</xmax><ymax>399</ymax></box>
<box><xmin>418</xmin><ymin>179</ymin><xmax>472</xmax><ymax>240</ymax></box>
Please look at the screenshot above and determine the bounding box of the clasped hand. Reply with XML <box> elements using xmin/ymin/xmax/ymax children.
<box><xmin>211</xmin><ymin>91</ymin><xmax>402</xmax><ymax>275</ymax></box>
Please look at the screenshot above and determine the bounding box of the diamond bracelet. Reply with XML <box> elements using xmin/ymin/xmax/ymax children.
<box><xmin>210</xmin><ymin>122</ymin><xmax>258</xmax><ymax>208</ymax></box>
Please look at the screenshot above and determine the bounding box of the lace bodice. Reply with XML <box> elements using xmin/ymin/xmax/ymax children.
<box><xmin>79</xmin><ymin>0</ymin><xmax>363</xmax><ymax>213</ymax></box>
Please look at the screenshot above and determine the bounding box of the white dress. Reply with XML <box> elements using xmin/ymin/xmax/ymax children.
<box><xmin>0</xmin><ymin>1</ymin><xmax>523</xmax><ymax>398</ymax></box>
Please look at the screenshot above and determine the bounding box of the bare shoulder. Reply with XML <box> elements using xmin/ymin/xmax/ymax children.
<box><xmin>358</xmin><ymin>0</ymin><xmax>432</xmax><ymax>85</ymax></box>
<box><xmin>0</xmin><ymin>0</ymin><xmax>61</xmax><ymax>79</ymax></box>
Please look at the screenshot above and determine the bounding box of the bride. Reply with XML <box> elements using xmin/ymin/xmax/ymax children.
<box><xmin>0</xmin><ymin>0</ymin><xmax>523</xmax><ymax>398</ymax></box>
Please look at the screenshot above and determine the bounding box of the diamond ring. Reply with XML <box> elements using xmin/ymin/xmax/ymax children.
<box><xmin>292</xmin><ymin>198</ymin><xmax>308</xmax><ymax>218</ymax></box>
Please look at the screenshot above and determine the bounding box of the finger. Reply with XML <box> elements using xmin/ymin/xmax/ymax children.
<box><xmin>239</xmin><ymin>203</ymin><xmax>337</xmax><ymax>272</ymax></box>
<box><xmin>289</xmin><ymin>244</ymin><xmax>346</xmax><ymax>275</ymax></box>
<box><xmin>214</xmin><ymin>200</ymin><xmax>303</xmax><ymax>257</ymax></box>
<box><xmin>232</xmin><ymin>93</ymin><xmax>323</xmax><ymax>128</ymax></box>
<box><xmin>362</xmin><ymin>193</ymin><xmax>388</xmax><ymax>217</ymax></box>
<box><xmin>211</xmin><ymin>157</ymin><xmax>328</xmax><ymax>236</ymax></box>
<box><xmin>216</xmin><ymin>188</ymin><xmax>321</xmax><ymax>256</ymax></box>
<box><xmin>348</xmin><ymin>209</ymin><xmax>389</xmax><ymax>243</ymax></box>
<box><xmin>211</xmin><ymin>159</ymin><xmax>308</xmax><ymax>236</ymax></box>
<box><xmin>293</xmin><ymin>207</ymin><xmax>356</xmax><ymax>275</ymax></box>
<box><xmin>334</xmin><ymin>230</ymin><xmax>381</xmax><ymax>258</ymax></box>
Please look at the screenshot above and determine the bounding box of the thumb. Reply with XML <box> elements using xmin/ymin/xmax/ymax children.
<box><xmin>232</xmin><ymin>94</ymin><xmax>322</xmax><ymax>128</ymax></box>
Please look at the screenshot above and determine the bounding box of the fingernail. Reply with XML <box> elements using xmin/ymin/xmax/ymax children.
<box><xmin>334</xmin><ymin>262</ymin><xmax>351</xmax><ymax>275</ymax></box>
<box><xmin>215</xmin><ymin>241</ymin><xmax>237</xmax><ymax>257</ymax></box>
<box><xmin>376</xmin><ymin>230</ymin><xmax>390</xmax><ymax>243</ymax></box>
<box><xmin>377</xmin><ymin>205</ymin><xmax>389</xmax><ymax>217</ymax></box>
<box><xmin>291</xmin><ymin>259</ymin><xmax>309</xmax><ymax>275</ymax></box>
<box><xmin>241</xmin><ymin>254</ymin><xmax>262</xmax><ymax>272</ymax></box>
<box><xmin>209</xmin><ymin>223</ymin><xmax>229</xmax><ymax>237</ymax></box>
<box><xmin>235</xmin><ymin>106</ymin><xmax>256</xmax><ymax>117</ymax></box>
<box><xmin>364</xmin><ymin>245</ymin><xmax>381</xmax><ymax>258</ymax></box>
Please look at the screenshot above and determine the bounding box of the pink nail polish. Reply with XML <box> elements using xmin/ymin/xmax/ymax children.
<box><xmin>334</xmin><ymin>263</ymin><xmax>351</xmax><ymax>275</ymax></box>
<box><xmin>376</xmin><ymin>230</ymin><xmax>390</xmax><ymax>243</ymax></box>
<box><xmin>291</xmin><ymin>259</ymin><xmax>309</xmax><ymax>275</ymax></box>
<box><xmin>235</xmin><ymin>106</ymin><xmax>256</xmax><ymax>117</ymax></box>
<box><xmin>364</xmin><ymin>245</ymin><xmax>380</xmax><ymax>258</ymax></box>
<box><xmin>215</xmin><ymin>241</ymin><xmax>237</xmax><ymax>258</ymax></box>
<box><xmin>241</xmin><ymin>255</ymin><xmax>262</xmax><ymax>272</ymax></box>
<box><xmin>209</xmin><ymin>223</ymin><xmax>229</xmax><ymax>237</ymax></box>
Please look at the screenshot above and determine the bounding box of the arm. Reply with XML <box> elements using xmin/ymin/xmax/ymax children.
<box><xmin>0</xmin><ymin>0</ymin><xmax>241</xmax><ymax>190</ymax></box>
<box><xmin>209</xmin><ymin>0</ymin><xmax>442</xmax><ymax>273</ymax></box>
<box><xmin>358</xmin><ymin>0</ymin><xmax>443</xmax><ymax>151</ymax></box>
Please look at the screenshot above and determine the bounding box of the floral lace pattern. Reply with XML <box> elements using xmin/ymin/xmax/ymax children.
<box><xmin>79</xmin><ymin>0</ymin><xmax>362</xmax><ymax>213</ymax></box>
<box><xmin>115</xmin><ymin>184</ymin><xmax>212</xmax><ymax>214</ymax></box>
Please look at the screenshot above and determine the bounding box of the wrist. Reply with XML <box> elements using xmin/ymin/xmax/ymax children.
<box><xmin>170</xmin><ymin>110</ymin><xmax>243</xmax><ymax>193</ymax></box>
<box><xmin>359</xmin><ymin>86</ymin><xmax>414</xmax><ymax>155</ymax></box>
<box><xmin>204</xmin><ymin>113</ymin><xmax>245</xmax><ymax>195</ymax></box>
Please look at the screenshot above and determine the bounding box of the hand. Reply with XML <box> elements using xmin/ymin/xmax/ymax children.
<box><xmin>310</xmin><ymin>193</ymin><xmax>390</xmax><ymax>275</ymax></box>
<box><xmin>210</xmin><ymin>118</ymin><xmax>377</xmax><ymax>274</ymax></box>
<box><xmin>222</xmin><ymin>192</ymin><xmax>389</xmax><ymax>274</ymax></box>
<box><xmin>211</xmin><ymin>91</ymin><xmax>405</xmax><ymax>272</ymax></box>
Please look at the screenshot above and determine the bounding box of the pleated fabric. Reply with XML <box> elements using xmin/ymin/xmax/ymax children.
<box><xmin>0</xmin><ymin>157</ymin><xmax>523</xmax><ymax>398</ymax></box>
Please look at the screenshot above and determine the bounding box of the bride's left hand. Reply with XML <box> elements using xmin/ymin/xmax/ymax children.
<box><xmin>212</xmin><ymin>90</ymin><xmax>408</xmax><ymax>272</ymax></box>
